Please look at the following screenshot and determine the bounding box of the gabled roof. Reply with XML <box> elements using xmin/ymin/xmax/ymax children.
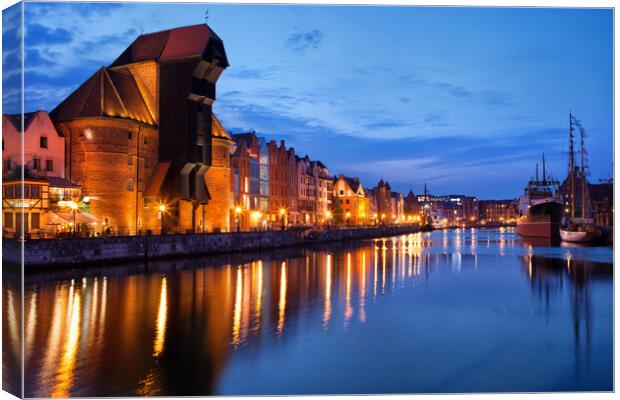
<box><xmin>110</xmin><ymin>24</ymin><xmax>228</xmax><ymax>67</ymax></box>
<box><xmin>50</xmin><ymin>67</ymin><xmax>155</xmax><ymax>126</ymax></box>
<box><xmin>343</xmin><ymin>176</ymin><xmax>362</xmax><ymax>193</ymax></box>
<box><xmin>211</xmin><ymin>114</ymin><xmax>232</xmax><ymax>140</ymax></box>
<box><xmin>314</xmin><ymin>160</ymin><xmax>328</xmax><ymax>169</ymax></box>
<box><xmin>4</xmin><ymin>111</ymin><xmax>38</xmax><ymax>132</ymax></box>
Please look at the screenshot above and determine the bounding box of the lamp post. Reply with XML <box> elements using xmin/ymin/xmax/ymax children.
<box><xmin>69</xmin><ymin>201</ymin><xmax>78</xmax><ymax>237</ymax></box>
<box><xmin>345</xmin><ymin>211</ymin><xmax>351</xmax><ymax>226</ymax></box>
<box><xmin>159</xmin><ymin>203</ymin><xmax>167</xmax><ymax>235</ymax></box>
<box><xmin>279</xmin><ymin>208</ymin><xmax>286</xmax><ymax>230</ymax></box>
<box><xmin>325</xmin><ymin>210</ymin><xmax>332</xmax><ymax>228</ymax></box>
<box><xmin>234</xmin><ymin>206</ymin><xmax>242</xmax><ymax>232</ymax></box>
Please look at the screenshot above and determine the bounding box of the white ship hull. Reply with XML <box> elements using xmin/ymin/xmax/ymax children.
<box><xmin>559</xmin><ymin>229</ymin><xmax>600</xmax><ymax>243</ymax></box>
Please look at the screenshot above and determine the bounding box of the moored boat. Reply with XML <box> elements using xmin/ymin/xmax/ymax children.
<box><xmin>559</xmin><ymin>227</ymin><xmax>601</xmax><ymax>243</ymax></box>
<box><xmin>516</xmin><ymin>154</ymin><xmax>561</xmax><ymax>239</ymax></box>
<box><xmin>559</xmin><ymin>113</ymin><xmax>602</xmax><ymax>244</ymax></box>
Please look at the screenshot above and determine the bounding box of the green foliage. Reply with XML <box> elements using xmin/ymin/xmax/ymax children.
<box><xmin>332</xmin><ymin>198</ymin><xmax>344</xmax><ymax>226</ymax></box>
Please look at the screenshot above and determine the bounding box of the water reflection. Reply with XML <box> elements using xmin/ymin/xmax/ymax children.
<box><xmin>522</xmin><ymin>253</ymin><xmax>612</xmax><ymax>372</ymax></box>
<box><xmin>10</xmin><ymin>229</ymin><xmax>613</xmax><ymax>396</ymax></box>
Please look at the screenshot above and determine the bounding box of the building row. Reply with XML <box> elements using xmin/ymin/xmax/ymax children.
<box><xmin>0</xmin><ymin>24</ymin><xmax>419</xmax><ymax>237</ymax></box>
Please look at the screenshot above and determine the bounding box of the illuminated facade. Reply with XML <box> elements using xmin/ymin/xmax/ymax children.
<box><xmin>231</xmin><ymin>133</ymin><xmax>261</xmax><ymax>230</ymax></box>
<box><xmin>333</xmin><ymin>174</ymin><xmax>369</xmax><ymax>225</ymax></box>
<box><xmin>374</xmin><ymin>179</ymin><xmax>392</xmax><ymax>224</ymax></box>
<box><xmin>479</xmin><ymin>199</ymin><xmax>518</xmax><ymax>224</ymax></box>
<box><xmin>267</xmin><ymin>140</ymin><xmax>290</xmax><ymax>225</ymax></box>
<box><xmin>2</xmin><ymin>112</ymin><xmax>85</xmax><ymax>237</ymax></box>
<box><xmin>50</xmin><ymin>24</ymin><xmax>232</xmax><ymax>234</ymax></box>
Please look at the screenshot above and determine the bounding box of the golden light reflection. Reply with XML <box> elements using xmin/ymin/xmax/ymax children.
<box><xmin>6</xmin><ymin>289</ymin><xmax>20</xmax><ymax>361</ymax></box>
<box><xmin>255</xmin><ymin>261</ymin><xmax>263</xmax><ymax>327</ymax></box>
<box><xmin>345</xmin><ymin>252</ymin><xmax>353</xmax><ymax>322</ymax></box>
<box><xmin>277</xmin><ymin>262</ymin><xmax>287</xmax><ymax>335</ymax></box>
<box><xmin>51</xmin><ymin>289</ymin><xmax>81</xmax><ymax>398</ymax></box>
<box><xmin>373</xmin><ymin>247</ymin><xmax>378</xmax><ymax>300</ymax></box>
<box><xmin>42</xmin><ymin>285</ymin><xmax>66</xmax><ymax>389</ymax></box>
<box><xmin>359</xmin><ymin>251</ymin><xmax>367</xmax><ymax>322</ymax></box>
<box><xmin>323</xmin><ymin>254</ymin><xmax>332</xmax><ymax>328</ymax></box>
<box><xmin>25</xmin><ymin>291</ymin><xmax>38</xmax><ymax>363</ymax></box>
<box><xmin>153</xmin><ymin>277</ymin><xmax>168</xmax><ymax>357</ymax></box>
<box><xmin>382</xmin><ymin>245</ymin><xmax>387</xmax><ymax>294</ymax></box>
<box><xmin>232</xmin><ymin>267</ymin><xmax>243</xmax><ymax>346</ymax></box>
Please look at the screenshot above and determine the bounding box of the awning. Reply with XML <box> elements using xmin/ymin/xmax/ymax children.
<box><xmin>143</xmin><ymin>161</ymin><xmax>171</xmax><ymax>199</ymax></box>
<box><xmin>53</xmin><ymin>211</ymin><xmax>100</xmax><ymax>224</ymax></box>
<box><xmin>44</xmin><ymin>211</ymin><xmax>70</xmax><ymax>225</ymax></box>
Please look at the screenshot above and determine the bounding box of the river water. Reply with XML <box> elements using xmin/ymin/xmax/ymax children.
<box><xmin>3</xmin><ymin>228</ymin><xmax>613</xmax><ymax>396</ymax></box>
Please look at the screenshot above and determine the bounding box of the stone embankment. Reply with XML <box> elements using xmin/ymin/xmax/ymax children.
<box><xmin>4</xmin><ymin>225</ymin><xmax>419</xmax><ymax>267</ymax></box>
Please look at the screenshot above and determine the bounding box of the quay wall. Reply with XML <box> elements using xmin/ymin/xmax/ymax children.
<box><xmin>4</xmin><ymin>225</ymin><xmax>419</xmax><ymax>267</ymax></box>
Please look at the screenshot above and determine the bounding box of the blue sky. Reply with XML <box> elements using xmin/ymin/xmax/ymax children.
<box><xmin>2</xmin><ymin>3</ymin><xmax>613</xmax><ymax>198</ymax></box>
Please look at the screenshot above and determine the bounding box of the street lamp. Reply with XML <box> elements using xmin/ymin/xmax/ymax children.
<box><xmin>69</xmin><ymin>201</ymin><xmax>79</xmax><ymax>237</ymax></box>
<box><xmin>159</xmin><ymin>203</ymin><xmax>167</xmax><ymax>234</ymax></box>
<box><xmin>345</xmin><ymin>211</ymin><xmax>351</xmax><ymax>225</ymax></box>
<box><xmin>234</xmin><ymin>206</ymin><xmax>243</xmax><ymax>232</ymax></box>
<box><xmin>279</xmin><ymin>208</ymin><xmax>286</xmax><ymax>230</ymax></box>
<box><xmin>325</xmin><ymin>210</ymin><xmax>332</xmax><ymax>228</ymax></box>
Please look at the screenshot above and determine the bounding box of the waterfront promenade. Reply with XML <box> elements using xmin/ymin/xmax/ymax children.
<box><xmin>4</xmin><ymin>224</ymin><xmax>420</xmax><ymax>267</ymax></box>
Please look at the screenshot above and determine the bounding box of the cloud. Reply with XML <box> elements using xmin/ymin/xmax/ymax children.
<box><xmin>286</xmin><ymin>29</ymin><xmax>323</xmax><ymax>52</ymax></box>
<box><xmin>25</xmin><ymin>23</ymin><xmax>73</xmax><ymax>46</ymax></box>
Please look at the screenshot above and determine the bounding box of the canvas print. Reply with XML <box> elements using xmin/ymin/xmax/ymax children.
<box><xmin>1</xmin><ymin>2</ymin><xmax>614</xmax><ymax>398</ymax></box>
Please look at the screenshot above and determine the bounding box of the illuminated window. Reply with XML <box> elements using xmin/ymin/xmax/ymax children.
<box><xmin>40</xmin><ymin>136</ymin><xmax>48</xmax><ymax>148</ymax></box>
<box><xmin>31</xmin><ymin>213</ymin><xmax>40</xmax><ymax>229</ymax></box>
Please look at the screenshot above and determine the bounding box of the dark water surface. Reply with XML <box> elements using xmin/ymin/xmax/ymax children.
<box><xmin>4</xmin><ymin>228</ymin><xmax>613</xmax><ymax>396</ymax></box>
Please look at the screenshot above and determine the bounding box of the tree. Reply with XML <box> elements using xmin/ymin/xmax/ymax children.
<box><xmin>332</xmin><ymin>198</ymin><xmax>344</xmax><ymax>226</ymax></box>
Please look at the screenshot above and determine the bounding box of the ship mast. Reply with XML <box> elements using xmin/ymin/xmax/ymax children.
<box><xmin>542</xmin><ymin>153</ymin><xmax>547</xmax><ymax>184</ymax></box>
<box><xmin>578</xmin><ymin>120</ymin><xmax>588</xmax><ymax>221</ymax></box>
<box><xmin>568</xmin><ymin>112</ymin><xmax>576</xmax><ymax>223</ymax></box>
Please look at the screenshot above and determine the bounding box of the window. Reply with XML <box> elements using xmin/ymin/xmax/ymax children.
<box><xmin>128</xmin><ymin>131</ymin><xmax>132</xmax><ymax>140</ymax></box>
<box><xmin>46</xmin><ymin>160</ymin><xmax>53</xmax><ymax>171</ymax></box>
<box><xmin>104</xmin><ymin>217</ymin><xmax>109</xmax><ymax>226</ymax></box>
<box><xmin>346</xmin><ymin>199</ymin><xmax>350</xmax><ymax>204</ymax></box>
<box><xmin>144</xmin><ymin>137</ymin><xmax>148</xmax><ymax>145</ymax></box>
<box><xmin>4</xmin><ymin>212</ymin><xmax>13</xmax><ymax>228</ymax></box>
<box><xmin>126</xmin><ymin>178</ymin><xmax>134</xmax><ymax>192</ymax></box>
<box><xmin>4</xmin><ymin>159</ymin><xmax>11</xmax><ymax>171</ymax></box>
<box><xmin>339</xmin><ymin>190</ymin><xmax>344</xmax><ymax>196</ymax></box>
<box><xmin>40</xmin><ymin>136</ymin><xmax>48</xmax><ymax>148</ymax></box>
<box><xmin>31</xmin><ymin>213</ymin><xmax>40</xmax><ymax>229</ymax></box>
<box><xmin>29</xmin><ymin>185</ymin><xmax>41</xmax><ymax>198</ymax></box>
<box><xmin>127</xmin><ymin>154</ymin><xmax>133</xmax><ymax>165</ymax></box>
<box><xmin>33</xmin><ymin>158</ymin><xmax>40</xmax><ymax>170</ymax></box>
<box><xmin>3</xmin><ymin>186</ymin><xmax>14</xmax><ymax>198</ymax></box>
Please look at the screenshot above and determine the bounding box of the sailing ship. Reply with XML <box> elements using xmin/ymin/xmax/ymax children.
<box><xmin>419</xmin><ymin>182</ymin><xmax>434</xmax><ymax>232</ymax></box>
<box><xmin>559</xmin><ymin>113</ymin><xmax>602</xmax><ymax>243</ymax></box>
<box><xmin>515</xmin><ymin>154</ymin><xmax>563</xmax><ymax>239</ymax></box>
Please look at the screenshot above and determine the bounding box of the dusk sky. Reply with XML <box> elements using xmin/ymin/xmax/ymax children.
<box><xmin>3</xmin><ymin>3</ymin><xmax>613</xmax><ymax>198</ymax></box>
